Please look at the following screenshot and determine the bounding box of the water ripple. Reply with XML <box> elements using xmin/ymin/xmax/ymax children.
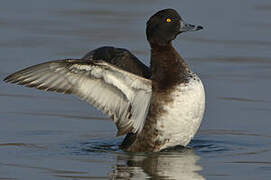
<box><xmin>217</xmin><ymin>96</ymin><xmax>271</xmax><ymax>103</ymax></box>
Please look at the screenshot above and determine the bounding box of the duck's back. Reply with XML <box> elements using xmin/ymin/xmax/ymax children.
<box><xmin>82</xmin><ymin>46</ymin><xmax>151</xmax><ymax>78</ymax></box>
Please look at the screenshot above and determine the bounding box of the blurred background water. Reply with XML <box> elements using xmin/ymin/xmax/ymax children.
<box><xmin>1</xmin><ymin>0</ymin><xmax>271</xmax><ymax>179</ymax></box>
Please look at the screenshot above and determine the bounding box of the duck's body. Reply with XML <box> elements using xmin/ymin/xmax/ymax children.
<box><xmin>4</xmin><ymin>9</ymin><xmax>205</xmax><ymax>152</ymax></box>
<box><xmin>123</xmin><ymin>44</ymin><xmax>205</xmax><ymax>152</ymax></box>
<box><xmin>127</xmin><ymin>76</ymin><xmax>205</xmax><ymax>152</ymax></box>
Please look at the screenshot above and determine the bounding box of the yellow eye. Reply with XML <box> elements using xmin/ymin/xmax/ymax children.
<box><xmin>166</xmin><ymin>18</ymin><xmax>172</xmax><ymax>23</ymax></box>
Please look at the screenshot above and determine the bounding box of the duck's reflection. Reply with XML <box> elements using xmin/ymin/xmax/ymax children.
<box><xmin>111</xmin><ymin>148</ymin><xmax>205</xmax><ymax>180</ymax></box>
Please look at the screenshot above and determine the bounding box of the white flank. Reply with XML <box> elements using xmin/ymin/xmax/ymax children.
<box><xmin>156</xmin><ymin>75</ymin><xmax>205</xmax><ymax>149</ymax></box>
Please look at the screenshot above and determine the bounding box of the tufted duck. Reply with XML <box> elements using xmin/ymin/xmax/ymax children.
<box><xmin>4</xmin><ymin>8</ymin><xmax>205</xmax><ymax>152</ymax></box>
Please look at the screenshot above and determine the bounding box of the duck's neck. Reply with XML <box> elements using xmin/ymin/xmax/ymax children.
<box><xmin>150</xmin><ymin>43</ymin><xmax>190</xmax><ymax>91</ymax></box>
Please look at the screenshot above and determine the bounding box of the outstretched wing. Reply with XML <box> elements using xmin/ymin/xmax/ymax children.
<box><xmin>4</xmin><ymin>59</ymin><xmax>152</xmax><ymax>136</ymax></box>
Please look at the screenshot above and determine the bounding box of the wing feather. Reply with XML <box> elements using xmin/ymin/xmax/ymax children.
<box><xmin>4</xmin><ymin>59</ymin><xmax>152</xmax><ymax>135</ymax></box>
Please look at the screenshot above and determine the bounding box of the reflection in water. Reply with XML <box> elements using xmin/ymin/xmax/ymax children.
<box><xmin>66</xmin><ymin>139</ymin><xmax>205</xmax><ymax>179</ymax></box>
<box><xmin>111</xmin><ymin>149</ymin><xmax>204</xmax><ymax>180</ymax></box>
<box><xmin>0</xmin><ymin>142</ymin><xmax>204</xmax><ymax>179</ymax></box>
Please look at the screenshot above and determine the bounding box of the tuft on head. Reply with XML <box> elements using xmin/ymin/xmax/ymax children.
<box><xmin>146</xmin><ymin>9</ymin><xmax>182</xmax><ymax>46</ymax></box>
<box><xmin>146</xmin><ymin>8</ymin><xmax>203</xmax><ymax>47</ymax></box>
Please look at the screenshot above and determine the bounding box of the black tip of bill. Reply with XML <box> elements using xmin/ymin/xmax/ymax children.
<box><xmin>180</xmin><ymin>22</ymin><xmax>204</xmax><ymax>33</ymax></box>
<box><xmin>196</xmin><ymin>25</ymin><xmax>203</xmax><ymax>31</ymax></box>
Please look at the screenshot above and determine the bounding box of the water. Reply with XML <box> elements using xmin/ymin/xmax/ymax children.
<box><xmin>1</xmin><ymin>0</ymin><xmax>271</xmax><ymax>179</ymax></box>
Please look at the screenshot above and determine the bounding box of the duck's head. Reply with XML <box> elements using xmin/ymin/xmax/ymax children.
<box><xmin>146</xmin><ymin>9</ymin><xmax>203</xmax><ymax>46</ymax></box>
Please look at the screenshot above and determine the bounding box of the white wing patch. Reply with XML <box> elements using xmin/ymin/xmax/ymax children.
<box><xmin>4</xmin><ymin>59</ymin><xmax>152</xmax><ymax>136</ymax></box>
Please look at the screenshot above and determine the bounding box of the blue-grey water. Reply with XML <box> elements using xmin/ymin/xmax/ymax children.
<box><xmin>1</xmin><ymin>0</ymin><xmax>271</xmax><ymax>179</ymax></box>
